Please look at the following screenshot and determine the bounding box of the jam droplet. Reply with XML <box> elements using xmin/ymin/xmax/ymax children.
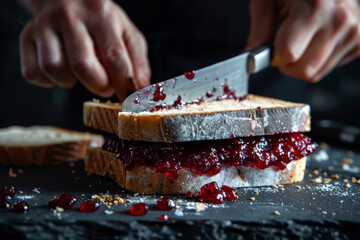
<box><xmin>199</xmin><ymin>182</ymin><xmax>225</xmax><ymax>204</ymax></box>
<box><xmin>184</xmin><ymin>71</ymin><xmax>195</xmax><ymax>80</ymax></box>
<box><xmin>130</xmin><ymin>203</ymin><xmax>149</xmax><ymax>216</ymax></box>
<box><xmin>157</xmin><ymin>197</ymin><xmax>176</xmax><ymax>210</ymax></box>
<box><xmin>48</xmin><ymin>193</ymin><xmax>77</xmax><ymax>209</ymax></box>
<box><xmin>221</xmin><ymin>185</ymin><xmax>238</xmax><ymax>201</ymax></box>
<box><xmin>0</xmin><ymin>185</ymin><xmax>16</xmax><ymax>198</ymax></box>
<box><xmin>0</xmin><ymin>198</ymin><xmax>11</xmax><ymax>209</ymax></box>
<box><xmin>205</xmin><ymin>87</ymin><xmax>217</xmax><ymax>98</ymax></box>
<box><xmin>79</xmin><ymin>200</ymin><xmax>100</xmax><ymax>213</ymax></box>
<box><xmin>12</xmin><ymin>200</ymin><xmax>29</xmax><ymax>213</ymax></box>
<box><xmin>160</xmin><ymin>214</ymin><xmax>168</xmax><ymax>221</ymax></box>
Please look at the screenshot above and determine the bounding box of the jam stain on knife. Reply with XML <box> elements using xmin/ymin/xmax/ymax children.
<box><xmin>184</xmin><ymin>71</ymin><xmax>195</xmax><ymax>80</ymax></box>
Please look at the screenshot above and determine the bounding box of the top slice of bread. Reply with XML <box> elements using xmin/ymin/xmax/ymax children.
<box><xmin>84</xmin><ymin>94</ymin><xmax>310</xmax><ymax>142</ymax></box>
<box><xmin>0</xmin><ymin>126</ymin><xmax>103</xmax><ymax>166</ymax></box>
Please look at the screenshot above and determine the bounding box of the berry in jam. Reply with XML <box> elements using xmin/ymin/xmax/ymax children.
<box><xmin>48</xmin><ymin>193</ymin><xmax>77</xmax><ymax>209</ymax></box>
<box><xmin>102</xmin><ymin>133</ymin><xmax>317</xmax><ymax>178</ymax></box>
<box><xmin>79</xmin><ymin>200</ymin><xmax>100</xmax><ymax>213</ymax></box>
<box><xmin>184</xmin><ymin>71</ymin><xmax>195</xmax><ymax>79</ymax></box>
<box><xmin>152</xmin><ymin>83</ymin><xmax>166</xmax><ymax>102</ymax></box>
<box><xmin>0</xmin><ymin>185</ymin><xmax>16</xmax><ymax>198</ymax></box>
<box><xmin>157</xmin><ymin>197</ymin><xmax>176</xmax><ymax>210</ymax></box>
<box><xmin>12</xmin><ymin>201</ymin><xmax>29</xmax><ymax>213</ymax></box>
<box><xmin>0</xmin><ymin>198</ymin><xmax>10</xmax><ymax>209</ymax></box>
<box><xmin>130</xmin><ymin>203</ymin><xmax>149</xmax><ymax>216</ymax></box>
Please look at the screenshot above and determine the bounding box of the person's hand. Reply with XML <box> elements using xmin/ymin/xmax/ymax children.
<box><xmin>20</xmin><ymin>0</ymin><xmax>151</xmax><ymax>100</ymax></box>
<box><xmin>246</xmin><ymin>0</ymin><xmax>360</xmax><ymax>82</ymax></box>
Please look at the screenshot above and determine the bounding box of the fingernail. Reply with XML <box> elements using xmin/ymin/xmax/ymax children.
<box><xmin>128</xmin><ymin>77</ymin><xmax>138</xmax><ymax>92</ymax></box>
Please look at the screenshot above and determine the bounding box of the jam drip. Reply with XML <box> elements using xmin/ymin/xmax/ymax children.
<box><xmin>102</xmin><ymin>133</ymin><xmax>318</xmax><ymax>179</ymax></box>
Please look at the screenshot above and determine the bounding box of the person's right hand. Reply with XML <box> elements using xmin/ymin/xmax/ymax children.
<box><xmin>20</xmin><ymin>0</ymin><xmax>151</xmax><ymax>100</ymax></box>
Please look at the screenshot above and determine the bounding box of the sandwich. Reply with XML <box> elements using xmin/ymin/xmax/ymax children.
<box><xmin>0</xmin><ymin>126</ymin><xmax>103</xmax><ymax>166</ymax></box>
<box><xmin>83</xmin><ymin>94</ymin><xmax>318</xmax><ymax>195</ymax></box>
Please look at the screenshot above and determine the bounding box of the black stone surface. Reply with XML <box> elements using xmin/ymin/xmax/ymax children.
<box><xmin>1</xmin><ymin>144</ymin><xmax>360</xmax><ymax>240</ymax></box>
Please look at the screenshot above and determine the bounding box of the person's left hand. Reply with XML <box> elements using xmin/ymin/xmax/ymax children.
<box><xmin>246</xmin><ymin>0</ymin><xmax>360</xmax><ymax>82</ymax></box>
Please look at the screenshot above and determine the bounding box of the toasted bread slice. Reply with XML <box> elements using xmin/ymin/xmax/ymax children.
<box><xmin>0</xmin><ymin>126</ymin><xmax>103</xmax><ymax>166</ymax></box>
<box><xmin>85</xmin><ymin>147</ymin><xmax>306</xmax><ymax>194</ymax></box>
<box><xmin>84</xmin><ymin>94</ymin><xmax>310</xmax><ymax>142</ymax></box>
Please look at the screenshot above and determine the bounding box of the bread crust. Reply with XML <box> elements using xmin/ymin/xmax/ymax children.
<box><xmin>85</xmin><ymin>147</ymin><xmax>307</xmax><ymax>194</ymax></box>
<box><xmin>0</xmin><ymin>126</ymin><xmax>103</xmax><ymax>166</ymax></box>
<box><xmin>84</xmin><ymin>95</ymin><xmax>311</xmax><ymax>142</ymax></box>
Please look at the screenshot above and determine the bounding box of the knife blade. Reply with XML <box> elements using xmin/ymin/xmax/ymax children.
<box><xmin>122</xmin><ymin>46</ymin><xmax>271</xmax><ymax>113</ymax></box>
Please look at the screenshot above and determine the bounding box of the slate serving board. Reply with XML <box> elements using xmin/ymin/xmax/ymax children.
<box><xmin>0</xmin><ymin>143</ymin><xmax>359</xmax><ymax>240</ymax></box>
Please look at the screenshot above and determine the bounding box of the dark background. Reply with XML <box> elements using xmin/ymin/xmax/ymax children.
<box><xmin>1</xmin><ymin>0</ymin><xmax>360</xmax><ymax>131</ymax></box>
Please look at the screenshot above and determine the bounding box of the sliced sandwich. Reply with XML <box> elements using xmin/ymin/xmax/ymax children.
<box><xmin>83</xmin><ymin>95</ymin><xmax>317</xmax><ymax>194</ymax></box>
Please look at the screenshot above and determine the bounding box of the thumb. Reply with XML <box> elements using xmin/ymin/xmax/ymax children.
<box><xmin>246</xmin><ymin>0</ymin><xmax>276</xmax><ymax>48</ymax></box>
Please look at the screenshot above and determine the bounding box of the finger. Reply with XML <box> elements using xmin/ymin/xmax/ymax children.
<box><xmin>123</xmin><ymin>26</ymin><xmax>151</xmax><ymax>89</ymax></box>
<box><xmin>58</xmin><ymin>6</ymin><xmax>114</xmax><ymax>97</ymax></box>
<box><xmin>272</xmin><ymin>3</ymin><xmax>322</xmax><ymax>66</ymax></box>
<box><xmin>246</xmin><ymin>0</ymin><xmax>276</xmax><ymax>48</ymax></box>
<box><xmin>312</xmin><ymin>26</ymin><xmax>360</xmax><ymax>81</ymax></box>
<box><xmin>34</xmin><ymin>15</ymin><xmax>76</xmax><ymax>88</ymax></box>
<box><xmin>337</xmin><ymin>43</ymin><xmax>360</xmax><ymax>67</ymax></box>
<box><xmin>20</xmin><ymin>22</ymin><xmax>54</xmax><ymax>88</ymax></box>
<box><xmin>90</xmin><ymin>14</ymin><xmax>135</xmax><ymax>100</ymax></box>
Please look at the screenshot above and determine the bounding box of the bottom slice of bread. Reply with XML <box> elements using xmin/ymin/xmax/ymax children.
<box><xmin>85</xmin><ymin>147</ymin><xmax>306</xmax><ymax>194</ymax></box>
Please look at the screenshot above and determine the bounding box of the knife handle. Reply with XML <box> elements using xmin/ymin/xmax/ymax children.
<box><xmin>247</xmin><ymin>46</ymin><xmax>271</xmax><ymax>74</ymax></box>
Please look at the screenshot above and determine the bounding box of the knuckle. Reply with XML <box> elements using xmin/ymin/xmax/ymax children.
<box><xmin>281</xmin><ymin>47</ymin><xmax>298</xmax><ymax>64</ymax></box>
<box><xmin>71</xmin><ymin>57</ymin><xmax>94</xmax><ymax>74</ymax></box>
<box><xmin>86</xmin><ymin>0</ymin><xmax>110</xmax><ymax>11</ymax></box>
<box><xmin>22</xmin><ymin>68</ymin><xmax>37</xmax><ymax>81</ymax></box>
<box><xmin>39</xmin><ymin>59</ymin><xmax>61</xmax><ymax>75</ymax></box>
<box><xmin>56</xmin><ymin>0</ymin><xmax>75</xmax><ymax>22</ymax></box>
<box><xmin>105</xmin><ymin>47</ymin><xmax>127</xmax><ymax>66</ymax></box>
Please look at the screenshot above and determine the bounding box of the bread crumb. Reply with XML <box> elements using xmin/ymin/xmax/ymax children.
<box><xmin>250</xmin><ymin>197</ymin><xmax>255</xmax><ymax>201</ymax></box>
<box><xmin>308</xmin><ymin>173</ymin><xmax>312</xmax><ymax>178</ymax></box>
<box><xmin>294</xmin><ymin>185</ymin><xmax>301</xmax><ymax>189</ymax></box>
<box><xmin>17</xmin><ymin>169</ymin><xmax>24</xmax><ymax>174</ymax></box>
<box><xmin>322</xmin><ymin>171</ymin><xmax>328</xmax><ymax>177</ymax></box>
<box><xmin>9</xmin><ymin>168</ymin><xmax>17</xmax><ymax>178</ymax></box>
<box><xmin>345</xmin><ymin>183</ymin><xmax>351</xmax><ymax>188</ymax></box>
<box><xmin>195</xmin><ymin>202</ymin><xmax>205</xmax><ymax>212</ymax></box>
<box><xmin>277</xmin><ymin>184</ymin><xmax>284</xmax><ymax>188</ymax></box>
<box><xmin>312</xmin><ymin>169</ymin><xmax>319</xmax><ymax>175</ymax></box>
<box><xmin>312</xmin><ymin>176</ymin><xmax>322</xmax><ymax>184</ymax></box>
<box><xmin>343</xmin><ymin>158</ymin><xmax>353</xmax><ymax>164</ymax></box>
<box><xmin>255</xmin><ymin>192</ymin><xmax>259</xmax><ymax>195</ymax></box>
<box><xmin>69</xmin><ymin>162</ymin><xmax>75</xmax><ymax>167</ymax></box>
<box><xmin>273</xmin><ymin>210</ymin><xmax>280</xmax><ymax>216</ymax></box>
<box><xmin>305</xmin><ymin>185</ymin><xmax>311</xmax><ymax>189</ymax></box>
<box><xmin>19</xmin><ymin>190</ymin><xmax>23</xmax><ymax>194</ymax></box>
<box><xmin>334</xmin><ymin>181</ymin><xmax>340</xmax><ymax>185</ymax></box>
<box><xmin>330</xmin><ymin>174</ymin><xmax>339</xmax><ymax>179</ymax></box>
<box><xmin>357</xmin><ymin>179</ymin><xmax>360</xmax><ymax>185</ymax></box>
<box><xmin>271</xmin><ymin>185</ymin><xmax>278</xmax><ymax>189</ymax></box>
<box><xmin>89</xmin><ymin>185</ymin><xmax>92</xmax><ymax>188</ymax></box>
<box><xmin>105</xmin><ymin>210</ymin><xmax>114</xmax><ymax>215</ymax></box>
<box><xmin>351</xmin><ymin>177</ymin><xmax>357</xmax><ymax>183</ymax></box>
<box><xmin>71</xmin><ymin>170</ymin><xmax>76</xmax><ymax>174</ymax></box>
<box><xmin>92</xmin><ymin>98</ymin><xmax>100</xmax><ymax>103</ymax></box>
<box><xmin>343</xmin><ymin>179</ymin><xmax>348</xmax><ymax>183</ymax></box>
<box><xmin>323</xmin><ymin>178</ymin><xmax>331</xmax><ymax>184</ymax></box>
<box><xmin>347</xmin><ymin>151</ymin><xmax>354</xmax><ymax>157</ymax></box>
<box><xmin>56</xmin><ymin>206</ymin><xmax>64</xmax><ymax>212</ymax></box>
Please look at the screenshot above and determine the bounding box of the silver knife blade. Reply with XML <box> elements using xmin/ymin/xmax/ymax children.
<box><xmin>122</xmin><ymin>46</ymin><xmax>270</xmax><ymax>113</ymax></box>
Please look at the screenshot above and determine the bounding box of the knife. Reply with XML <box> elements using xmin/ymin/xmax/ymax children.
<box><xmin>122</xmin><ymin>46</ymin><xmax>271</xmax><ymax>113</ymax></box>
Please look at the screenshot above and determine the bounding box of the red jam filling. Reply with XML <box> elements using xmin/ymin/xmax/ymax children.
<box><xmin>0</xmin><ymin>185</ymin><xmax>16</xmax><ymax>198</ymax></box>
<box><xmin>102</xmin><ymin>132</ymin><xmax>317</xmax><ymax>179</ymax></box>
<box><xmin>130</xmin><ymin>203</ymin><xmax>149</xmax><ymax>216</ymax></box>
